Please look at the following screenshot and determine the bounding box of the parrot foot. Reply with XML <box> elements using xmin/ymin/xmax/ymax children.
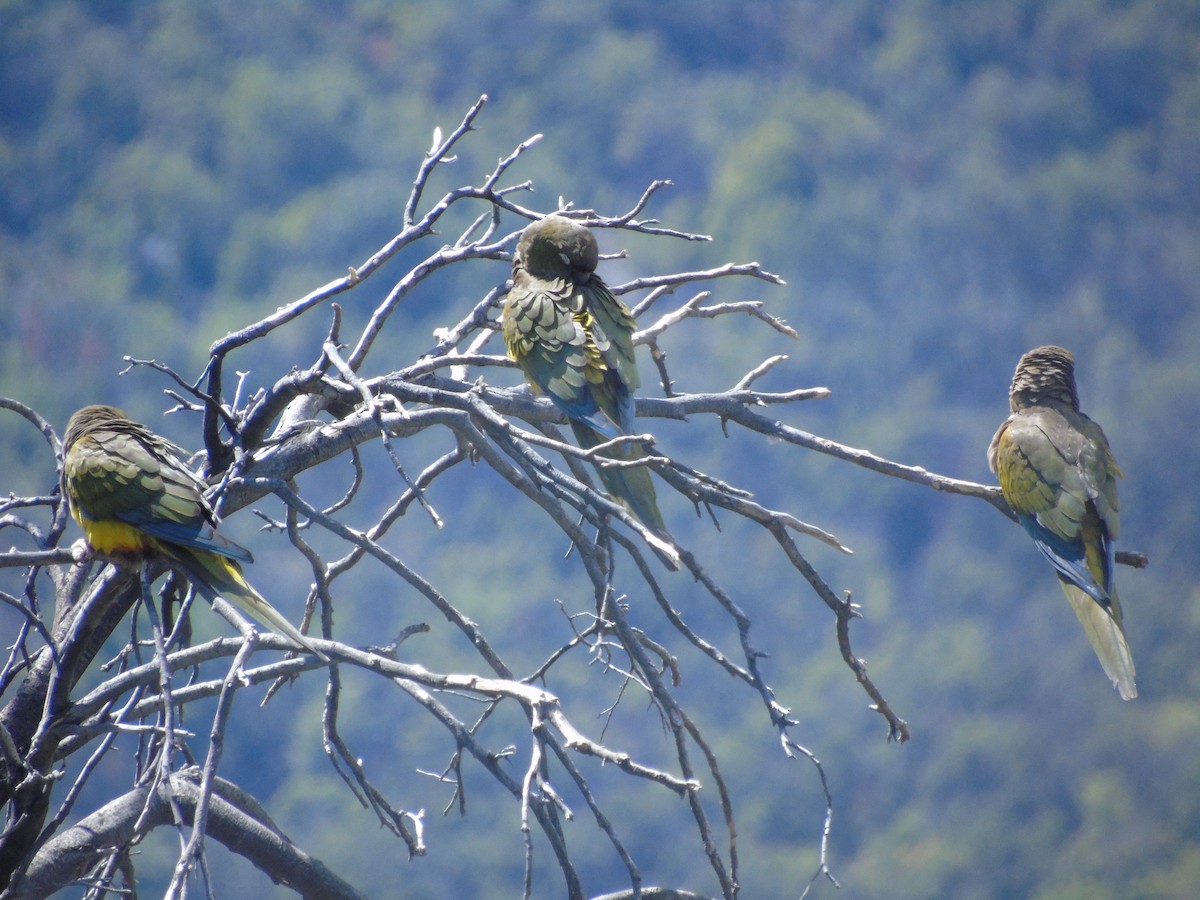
<box><xmin>70</xmin><ymin>539</ymin><xmax>92</xmax><ymax>564</ymax></box>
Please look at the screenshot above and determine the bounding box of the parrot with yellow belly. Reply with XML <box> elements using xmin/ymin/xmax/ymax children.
<box><xmin>63</xmin><ymin>404</ymin><xmax>323</xmax><ymax>658</ymax></box>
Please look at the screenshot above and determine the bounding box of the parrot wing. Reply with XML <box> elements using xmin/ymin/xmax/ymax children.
<box><xmin>989</xmin><ymin>406</ymin><xmax>1116</xmax><ymax>605</ymax></box>
<box><xmin>502</xmin><ymin>274</ymin><xmax>624</xmax><ymax>440</ymax></box>
<box><xmin>69</xmin><ymin>425</ymin><xmax>252</xmax><ymax>564</ymax></box>
<box><xmin>580</xmin><ymin>277</ymin><xmax>640</xmax><ymax>434</ymax></box>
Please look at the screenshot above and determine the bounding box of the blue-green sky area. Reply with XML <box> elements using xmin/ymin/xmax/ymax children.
<box><xmin>2</xmin><ymin>2</ymin><xmax>1198</xmax><ymax>897</ymax></box>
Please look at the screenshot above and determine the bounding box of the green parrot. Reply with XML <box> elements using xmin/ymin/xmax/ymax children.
<box><xmin>501</xmin><ymin>215</ymin><xmax>678</xmax><ymax>569</ymax></box>
<box><xmin>63</xmin><ymin>404</ymin><xmax>325</xmax><ymax>658</ymax></box>
<box><xmin>988</xmin><ymin>346</ymin><xmax>1135</xmax><ymax>699</ymax></box>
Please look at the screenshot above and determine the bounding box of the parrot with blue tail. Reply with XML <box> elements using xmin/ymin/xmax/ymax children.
<box><xmin>502</xmin><ymin>215</ymin><xmax>678</xmax><ymax>569</ymax></box>
<box><xmin>63</xmin><ymin>404</ymin><xmax>325</xmax><ymax>658</ymax></box>
<box><xmin>988</xmin><ymin>346</ymin><xmax>1135</xmax><ymax>699</ymax></box>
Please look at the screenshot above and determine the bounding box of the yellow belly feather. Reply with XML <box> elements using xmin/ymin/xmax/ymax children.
<box><xmin>79</xmin><ymin>518</ymin><xmax>151</xmax><ymax>555</ymax></box>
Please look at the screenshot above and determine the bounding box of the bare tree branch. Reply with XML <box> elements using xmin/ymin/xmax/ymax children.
<box><xmin>6</xmin><ymin>770</ymin><xmax>368</xmax><ymax>900</ymax></box>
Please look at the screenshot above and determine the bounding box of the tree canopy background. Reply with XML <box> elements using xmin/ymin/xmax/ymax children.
<box><xmin>1</xmin><ymin>1</ymin><xmax>1198</xmax><ymax>897</ymax></box>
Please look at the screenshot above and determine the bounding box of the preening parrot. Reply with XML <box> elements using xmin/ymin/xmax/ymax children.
<box><xmin>501</xmin><ymin>215</ymin><xmax>678</xmax><ymax>569</ymax></box>
<box><xmin>988</xmin><ymin>346</ymin><xmax>1135</xmax><ymax>699</ymax></box>
<box><xmin>63</xmin><ymin>404</ymin><xmax>325</xmax><ymax>658</ymax></box>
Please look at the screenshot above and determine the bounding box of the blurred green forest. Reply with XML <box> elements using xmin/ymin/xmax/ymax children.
<box><xmin>2</xmin><ymin>0</ymin><xmax>1199</xmax><ymax>897</ymax></box>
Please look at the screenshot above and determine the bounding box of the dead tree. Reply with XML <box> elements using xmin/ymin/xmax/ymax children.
<box><xmin>0</xmin><ymin>96</ymin><xmax>1057</xmax><ymax>899</ymax></box>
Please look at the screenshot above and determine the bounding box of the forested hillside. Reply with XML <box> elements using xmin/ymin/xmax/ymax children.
<box><xmin>2</xmin><ymin>2</ymin><xmax>1198</xmax><ymax>897</ymax></box>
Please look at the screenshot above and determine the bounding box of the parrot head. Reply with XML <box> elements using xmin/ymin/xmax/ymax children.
<box><xmin>65</xmin><ymin>404</ymin><xmax>134</xmax><ymax>451</ymax></box>
<box><xmin>513</xmin><ymin>215</ymin><xmax>599</xmax><ymax>284</ymax></box>
<box><xmin>1009</xmin><ymin>345</ymin><xmax>1080</xmax><ymax>413</ymax></box>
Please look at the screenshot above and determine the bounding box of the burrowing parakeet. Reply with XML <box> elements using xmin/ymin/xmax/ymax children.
<box><xmin>501</xmin><ymin>215</ymin><xmax>677</xmax><ymax>568</ymax></box>
<box><xmin>988</xmin><ymin>346</ymin><xmax>1135</xmax><ymax>699</ymax></box>
<box><xmin>64</xmin><ymin>404</ymin><xmax>324</xmax><ymax>658</ymax></box>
